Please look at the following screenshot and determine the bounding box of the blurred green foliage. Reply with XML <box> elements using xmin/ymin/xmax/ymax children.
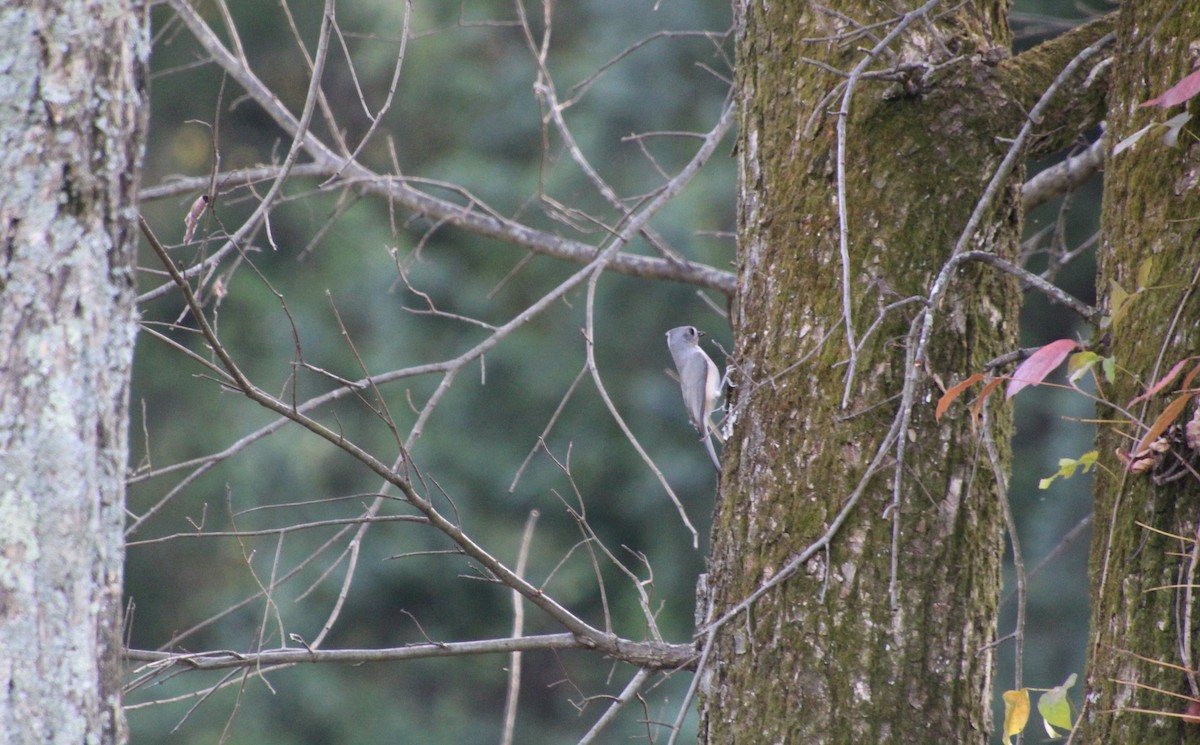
<box><xmin>131</xmin><ymin>1</ymin><xmax>732</xmax><ymax>742</ymax></box>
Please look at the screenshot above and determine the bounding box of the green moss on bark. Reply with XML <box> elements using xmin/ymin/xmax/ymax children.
<box><xmin>701</xmin><ymin>2</ymin><xmax>1030</xmax><ymax>742</ymax></box>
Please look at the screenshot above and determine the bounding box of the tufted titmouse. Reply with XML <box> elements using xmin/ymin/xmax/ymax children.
<box><xmin>666</xmin><ymin>326</ymin><xmax>723</xmax><ymax>474</ymax></box>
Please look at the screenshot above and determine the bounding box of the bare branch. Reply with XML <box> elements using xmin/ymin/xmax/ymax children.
<box><xmin>1021</xmin><ymin>132</ymin><xmax>1106</xmax><ymax>212</ymax></box>
<box><xmin>127</xmin><ymin>632</ymin><xmax>691</xmax><ymax>672</ymax></box>
<box><xmin>163</xmin><ymin>0</ymin><xmax>736</xmax><ymax>296</ymax></box>
<box><xmin>957</xmin><ymin>250</ymin><xmax>1101</xmax><ymax>323</ymax></box>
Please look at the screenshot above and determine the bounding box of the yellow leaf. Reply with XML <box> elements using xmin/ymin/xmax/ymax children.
<box><xmin>1067</xmin><ymin>351</ymin><xmax>1101</xmax><ymax>383</ymax></box>
<box><xmin>1003</xmin><ymin>689</ymin><xmax>1031</xmax><ymax>745</ymax></box>
<box><xmin>1038</xmin><ymin>451</ymin><xmax>1098</xmax><ymax>490</ymax></box>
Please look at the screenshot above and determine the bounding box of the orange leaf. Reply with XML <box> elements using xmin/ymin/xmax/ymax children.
<box><xmin>936</xmin><ymin>373</ymin><xmax>986</xmax><ymax>420</ymax></box>
<box><xmin>1007</xmin><ymin>339</ymin><xmax>1079</xmax><ymax>399</ymax></box>
<box><xmin>1132</xmin><ymin>392</ymin><xmax>1193</xmax><ymax>459</ymax></box>
<box><xmin>1182</xmin><ymin>362</ymin><xmax>1200</xmax><ymax>391</ymax></box>
<box><xmin>969</xmin><ymin>377</ymin><xmax>1007</xmax><ymax>424</ymax></box>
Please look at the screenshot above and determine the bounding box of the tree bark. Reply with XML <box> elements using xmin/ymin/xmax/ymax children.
<box><xmin>1079</xmin><ymin>3</ymin><xmax>1200</xmax><ymax>743</ymax></box>
<box><xmin>0</xmin><ymin>2</ymin><xmax>147</xmax><ymax>743</ymax></box>
<box><xmin>701</xmin><ymin>2</ymin><xmax>1106</xmax><ymax>742</ymax></box>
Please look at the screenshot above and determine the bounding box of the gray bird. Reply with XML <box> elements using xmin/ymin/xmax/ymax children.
<box><xmin>665</xmin><ymin>326</ymin><xmax>722</xmax><ymax>473</ymax></box>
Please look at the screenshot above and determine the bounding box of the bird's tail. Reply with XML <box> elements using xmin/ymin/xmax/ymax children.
<box><xmin>701</xmin><ymin>431</ymin><xmax>721</xmax><ymax>474</ymax></box>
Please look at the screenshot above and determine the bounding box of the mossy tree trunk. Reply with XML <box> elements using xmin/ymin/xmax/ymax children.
<box><xmin>700</xmin><ymin>2</ymin><xmax>1109</xmax><ymax>742</ymax></box>
<box><xmin>1079</xmin><ymin>4</ymin><xmax>1200</xmax><ymax>743</ymax></box>
<box><xmin>0</xmin><ymin>2</ymin><xmax>147</xmax><ymax>743</ymax></box>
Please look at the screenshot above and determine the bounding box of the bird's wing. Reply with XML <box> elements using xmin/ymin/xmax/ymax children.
<box><xmin>680</xmin><ymin>354</ymin><xmax>712</xmax><ymax>432</ymax></box>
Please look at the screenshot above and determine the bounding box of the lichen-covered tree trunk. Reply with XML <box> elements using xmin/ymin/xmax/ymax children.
<box><xmin>0</xmin><ymin>2</ymin><xmax>147</xmax><ymax>743</ymax></box>
<box><xmin>1079</xmin><ymin>4</ymin><xmax>1200</xmax><ymax>743</ymax></box>
<box><xmin>699</xmin><ymin>2</ymin><xmax>1105</xmax><ymax>742</ymax></box>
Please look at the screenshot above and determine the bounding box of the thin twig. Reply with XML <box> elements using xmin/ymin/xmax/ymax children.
<box><xmin>576</xmin><ymin>668</ymin><xmax>654</xmax><ymax>745</ymax></box>
<box><xmin>835</xmin><ymin>0</ymin><xmax>943</xmax><ymax>409</ymax></box>
<box><xmin>501</xmin><ymin>511</ymin><xmax>539</xmax><ymax>745</ymax></box>
<box><xmin>982</xmin><ymin>406</ymin><xmax>1025</xmax><ymax>696</ymax></box>
<box><xmin>509</xmin><ymin>365</ymin><xmax>589</xmax><ymax>493</ymax></box>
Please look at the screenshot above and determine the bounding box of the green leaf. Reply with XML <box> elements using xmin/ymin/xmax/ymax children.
<box><xmin>1161</xmin><ymin>111</ymin><xmax>1193</xmax><ymax>148</ymax></box>
<box><xmin>1109</xmin><ymin>279</ymin><xmax>1132</xmax><ymax>328</ymax></box>
<box><xmin>1102</xmin><ymin>356</ymin><xmax>1116</xmax><ymax>383</ymax></box>
<box><xmin>1078</xmin><ymin>451</ymin><xmax>1098</xmax><ymax>471</ymax></box>
<box><xmin>1112</xmin><ymin>123</ymin><xmax>1153</xmax><ymax>155</ymax></box>
<box><xmin>1038</xmin><ymin>673</ymin><xmax>1077</xmax><ymax>739</ymax></box>
<box><xmin>1137</xmin><ymin>257</ymin><xmax>1155</xmax><ymax>289</ymax></box>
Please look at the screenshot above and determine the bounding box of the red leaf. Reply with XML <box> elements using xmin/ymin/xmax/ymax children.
<box><xmin>1185</xmin><ymin>700</ymin><xmax>1200</xmax><ymax>724</ymax></box>
<box><xmin>1007</xmin><ymin>340</ymin><xmax>1079</xmax><ymax>399</ymax></box>
<box><xmin>936</xmin><ymin>373</ymin><xmax>985</xmax><ymax>420</ymax></box>
<box><xmin>1142</xmin><ymin>67</ymin><xmax>1200</xmax><ymax>109</ymax></box>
